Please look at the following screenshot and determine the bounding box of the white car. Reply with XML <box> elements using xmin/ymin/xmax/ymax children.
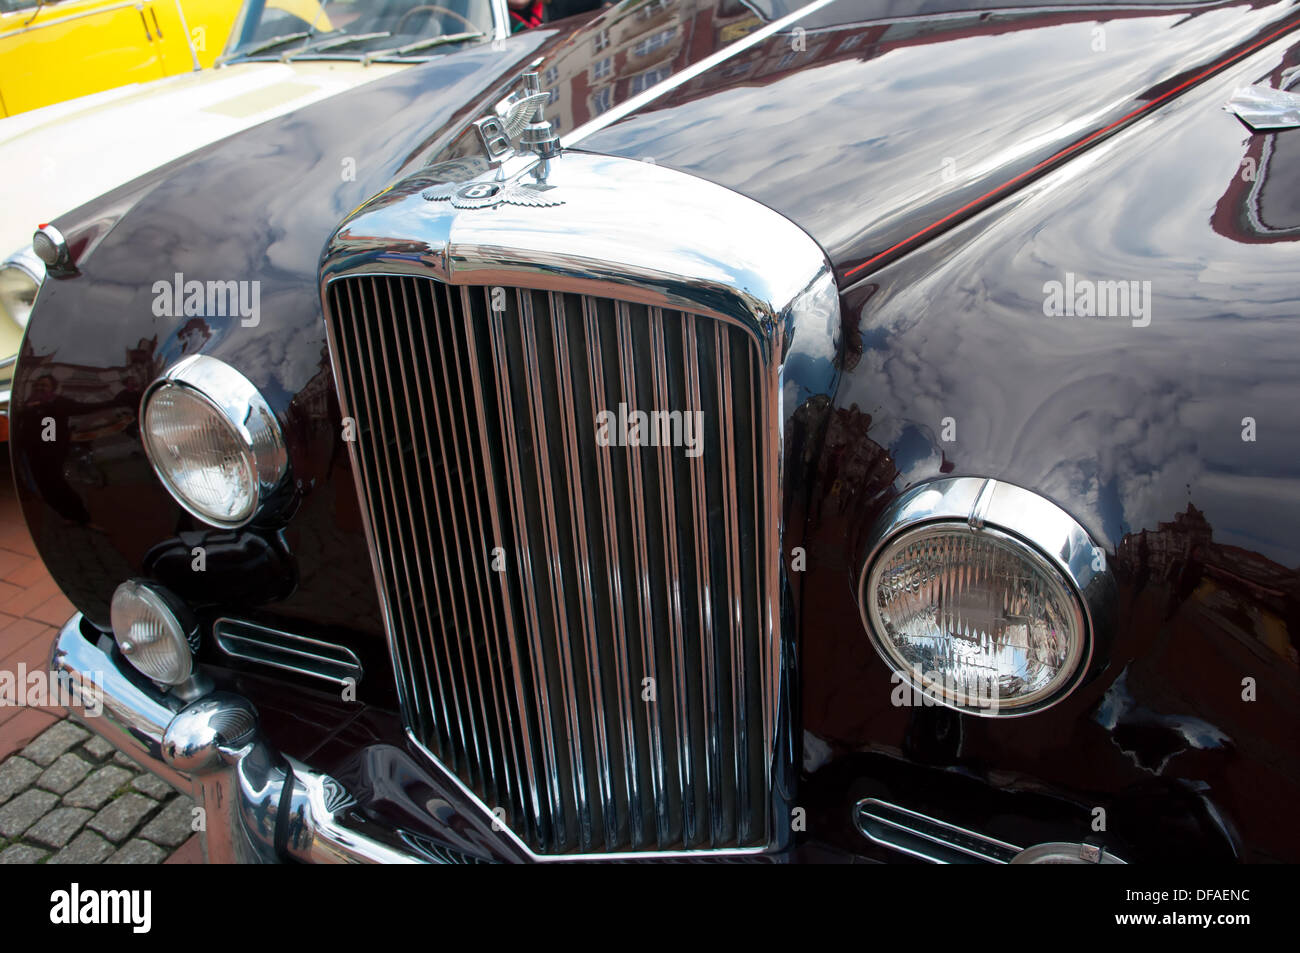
<box><xmin>0</xmin><ymin>0</ymin><xmax>503</xmax><ymax>425</ymax></box>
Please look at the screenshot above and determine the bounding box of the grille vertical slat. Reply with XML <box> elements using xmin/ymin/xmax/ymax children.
<box><xmin>715</xmin><ymin>323</ymin><xmax>751</xmax><ymax>842</ymax></box>
<box><xmin>400</xmin><ymin>278</ymin><xmax>486</xmax><ymax>789</ymax></box>
<box><xmin>549</xmin><ymin>292</ymin><xmax>621</xmax><ymax>849</ymax></box>
<box><xmin>459</xmin><ymin>285</ymin><xmax>544</xmax><ymax>840</ymax></box>
<box><xmin>613</xmin><ymin>301</ymin><xmax>672</xmax><ymax>847</ymax></box>
<box><xmin>327</xmin><ymin>274</ymin><xmax>776</xmax><ymax>856</ymax></box>
<box><xmin>579</xmin><ymin>296</ymin><xmax>646</xmax><ymax>848</ymax></box>
<box><xmin>516</xmin><ymin>288</ymin><xmax>595</xmax><ymax>850</ymax></box>
<box><xmin>485</xmin><ymin>294</ymin><xmax>569</xmax><ymax>848</ymax></box>
<box><xmin>383</xmin><ymin>279</ymin><xmax>456</xmax><ymax>762</ymax></box>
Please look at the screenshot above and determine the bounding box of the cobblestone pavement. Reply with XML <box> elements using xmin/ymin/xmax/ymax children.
<box><xmin>0</xmin><ymin>718</ymin><xmax>201</xmax><ymax>864</ymax></box>
<box><xmin>0</xmin><ymin>460</ymin><xmax>201</xmax><ymax>864</ymax></box>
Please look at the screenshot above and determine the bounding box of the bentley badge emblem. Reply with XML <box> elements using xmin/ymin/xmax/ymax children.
<box><xmin>422</xmin><ymin>178</ymin><xmax>563</xmax><ymax>209</ymax></box>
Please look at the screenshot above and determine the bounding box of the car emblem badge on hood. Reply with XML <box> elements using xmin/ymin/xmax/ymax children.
<box><xmin>422</xmin><ymin>177</ymin><xmax>564</xmax><ymax>209</ymax></box>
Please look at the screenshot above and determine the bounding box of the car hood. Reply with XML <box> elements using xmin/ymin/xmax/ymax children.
<box><xmin>13</xmin><ymin>0</ymin><xmax>1300</xmax><ymax>626</ymax></box>
<box><xmin>0</xmin><ymin>59</ymin><xmax>405</xmax><ymax>256</ymax></box>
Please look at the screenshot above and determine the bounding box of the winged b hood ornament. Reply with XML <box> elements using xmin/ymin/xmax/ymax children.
<box><xmin>420</xmin><ymin>67</ymin><xmax>564</xmax><ymax>209</ymax></box>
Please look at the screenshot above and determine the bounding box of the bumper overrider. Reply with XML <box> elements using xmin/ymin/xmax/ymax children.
<box><xmin>50</xmin><ymin>613</ymin><xmax>421</xmax><ymax>864</ymax></box>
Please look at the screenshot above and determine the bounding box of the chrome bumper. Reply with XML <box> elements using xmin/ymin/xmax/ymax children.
<box><xmin>50</xmin><ymin>613</ymin><xmax>422</xmax><ymax>864</ymax></box>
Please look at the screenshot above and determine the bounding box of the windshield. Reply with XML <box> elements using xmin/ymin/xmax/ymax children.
<box><xmin>223</xmin><ymin>0</ymin><xmax>498</xmax><ymax>62</ymax></box>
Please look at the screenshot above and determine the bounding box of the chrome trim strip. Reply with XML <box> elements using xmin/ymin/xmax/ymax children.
<box><xmin>518</xmin><ymin>287</ymin><xmax>593</xmax><ymax>846</ymax></box>
<box><xmin>856</xmin><ymin>798</ymin><xmax>1022</xmax><ymax>864</ymax></box>
<box><xmin>324</xmin><ymin>282</ymin><xmax>420</xmax><ymax>730</ymax></box>
<box><xmin>550</xmin><ymin>291</ymin><xmax>618</xmax><ymax>846</ymax></box>
<box><xmin>614</xmin><ymin>300</ymin><xmax>671</xmax><ymax>844</ymax></box>
<box><xmin>419</xmin><ymin>279</ymin><xmax>495</xmax><ymax>792</ymax></box>
<box><xmin>648</xmin><ymin>305</ymin><xmax>696</xmax><ymax>845</ymax></box>
<box><xmin>432</xmin><ymin>280</ymin><xmax>518</xmax><ymax>815</ymax></box>
<box><xmin>580</xmin><ymin>295</ymin><xmax>644</xmax><ymax>845</ymax></box>
<box><xmin>212</xmin><ymin>617</ymin><xmax>363</xmax><ymax>687</ymax></box>
<box><xmin>389</xmin><ymin>278</ymin><xmax>457</xmax><ymax>759</ymax></box>
<box><xmin>487</xmin><ymin>289</ymin><xmax>568</xmax><ymax>842</ymax></box>
<box><xmin>461</xmin><ymin>284</ymin><xmax>541</xmax><ymax>834</ymax></box>
<box><xmin>0</xmin><ymin>1</ymin><xmax>145</xmax><ymax>41</ymax></box>
<box><xmin>684</xmin><ymin>316</ymin><xmax>726</xmax><ymax>841</ymax></box>
<box><xmin>561</xmin><ymin>0</ymin><xmax>841</xmax><ymax>149</ymax></box>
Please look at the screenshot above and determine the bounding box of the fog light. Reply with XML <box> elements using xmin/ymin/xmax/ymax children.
<box><xmin>110</xmin><ymin>581</ymin><xmax>197</xmax><ymax>686</ymax></box>
<box><xmin>859</xmin><ymin>478</ymin><xmax>1112</xmax><ymax>716</ymax></box>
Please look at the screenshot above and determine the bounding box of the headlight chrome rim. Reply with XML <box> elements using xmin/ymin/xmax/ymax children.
<box><xmin>0</xmin><ymin>245</ymin><xmax>45</xmax><ymax>330</ymax></box>
<box><xmin>857</xmin><ymin>478</ymin><xmax>1113</xmax><ymax>718</ymax></box>
<box><xmin>141</xmin><ymin>355</ymin><xmax>289</xmax><ymax>529</ymax></box>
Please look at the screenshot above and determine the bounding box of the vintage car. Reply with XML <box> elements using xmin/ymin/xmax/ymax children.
<box><xmin>9</xmin><ymin>0</ymin><xmax>1300</xmax><ymax>863</ymax></box>
<box><xmin>0</xmin><ymin>0</ymin><xmax>242</xmax><ymax>117</ymax></box>
<box><xmin>0</xmin><ymin>0</ymin><xmax>503</xmax><ymax>431</ymax></box>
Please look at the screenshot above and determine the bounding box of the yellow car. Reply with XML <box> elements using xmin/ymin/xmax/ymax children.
<box><xmin>0</xmin><ymin>0</ymin><xmax>242</xmax><ymax>116</ymax></box>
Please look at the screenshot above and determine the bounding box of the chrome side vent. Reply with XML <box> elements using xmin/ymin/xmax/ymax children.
<box><xmin>213</xmin><ymin>618</ymin><xmax>364</xmax><ymax>688</ymax></box>
<box><xmin>324</xmin><ymin>275</ymin><xmax>778</xmax><ymax>857</ymax></box>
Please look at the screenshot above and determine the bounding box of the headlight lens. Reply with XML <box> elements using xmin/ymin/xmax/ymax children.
<box><xmin>143</xmin><ymin>386</ymin><xmax>258</xmax><ymax>525</ymax></box>
<box><xmin>865</xmin><ymin>523</ymin><xmax>1085</xmax><ymax>714</ymax></box>
<box><xmin>0</xmin><ymin>248</ymin><xmax>43</xmax><ymax>329</ymax></box>
<box><xmin>110</xmin><ymin>580</ymin><xmax>196</xmax><ymax>685</ymax></box>
<box><xmin>141</xmin><ymin>356</ymin><xmax>288</xmax><ymax>528</ymax></box>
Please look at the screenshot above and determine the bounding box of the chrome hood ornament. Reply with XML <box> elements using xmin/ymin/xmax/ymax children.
<box><xmin>423</xmin><ymin>67</ymin><xmax>565</xmax><ymax>209</ymax></box>
<box><xmin>472</xmin><ymin>68</ymin><xmax>561</xmax><ymax>163</ymax></box>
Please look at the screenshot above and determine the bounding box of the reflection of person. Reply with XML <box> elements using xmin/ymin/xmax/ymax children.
<box><xmin>17</xmin><ymin>375</ymin><xmax>91</xmax><ymax>525</ymax></box>
<box><xmin>508</xmin><ymin>0</ymin><xmax>606</xmax><ymax>32</ymax></box>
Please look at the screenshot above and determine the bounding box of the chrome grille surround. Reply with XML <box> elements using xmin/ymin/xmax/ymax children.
<box><xmin>319</xmin><ymin>150</ymin><xmax>838</xmax><ymax>859</ymax></box>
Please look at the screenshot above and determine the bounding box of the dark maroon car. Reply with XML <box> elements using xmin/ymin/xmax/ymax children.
<box><xmin>10</xmin><ymin>0</ymin><xmax>1300</xmax><ymax>863</ymax></box>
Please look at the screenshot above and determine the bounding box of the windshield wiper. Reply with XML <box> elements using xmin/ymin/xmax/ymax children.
<box><xmin>217</xmin><ymin>31</ymin><xmax>311</xmax><ymax>63</ymax></box>
<box><xmin>361</xmin><ymin>31</ymin><xmax>484</xmax><ymax>64</ymax></box>
<box><xmin>282</xmin><ymin>31</ymin><xmax>393</xmax><ymax>61</ymax></box>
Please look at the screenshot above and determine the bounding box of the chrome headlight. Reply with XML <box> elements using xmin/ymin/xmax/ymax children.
<box><xmin>141</xmin><ymin>355</ymin><xmax>288</xmax><ymax>528</ymax></box>
<box><xmin>859</xmin><ymin>478</ymin><xmax>1111</xmax><ymax>716</ymax></box>
<box><xmin>0</xmin><ymin>246</ymin><xmax>44</xmax><ymax>329</ymax></box>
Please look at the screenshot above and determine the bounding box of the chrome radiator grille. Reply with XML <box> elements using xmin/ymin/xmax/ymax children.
<box><xmin>325</xmin><ymin>274</ymin><xmax>777</xmax><ymax>855</ymax></box>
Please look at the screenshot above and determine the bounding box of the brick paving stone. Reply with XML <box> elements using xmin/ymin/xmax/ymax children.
<box><xmin>131</xmin><ymin>773</ymin><xmax>174</xmax><ymax>800</ymax></box>
<box><xmin>0</xmin><ymin>788</ymin><xmax>58</xmax><ymax>838</ymax></box>
<box><xmin>26</xmin><ymin>806</ymin><xmax>92</xmax><ymax>848</ymax></box>
<box><xmin>63</xmin><ymin>764</ymin><xmax>132</xmax><ymax>810</ymax></box>
<box><xmin>88</xmin><ymin>793</ymin><xmax>156</xmax><ymax>843</ymax></box>
<box><xmin>20</xmin><ymin>720</ymin><xmax>89</xmax><ymax>766</ymax></box>
<box><xmin>35</xmin><ymin>752</ymin><xmax>91</xmax><ymax>794</ymax></box>
<box><xmin>139</xmin><ymin>796</ymin><xmax>195</xmax><ymax>848</ymax></box>
<box><xmin>48</xmin><ymin>831</ymin><xmax>114</xmax><ymax>864</ymax></box>
<box><xmin>112</xmin><ymin>752</ymin><xmax>136</xmax><ymax>768</ymax></box>
<box><xmin>0</xmin><ymin>756</ymin><xmax>40</xmax><ymax>806</ymax></box>
<box><xmin>0</xmin><ymin>708</ymin><xmax>57</xmax><ymax>762</ymax></box>
<box><xmin>106</xmin><ymin>839</ymin><xmax>166</xmax><ymax>865</ymax></box>
<box><xmin>0</xmin><ymin>843</ymin><xmax>49</xmax><ymax>864</ymax></box>
<box><xmin>81</xmin><ymin>735</ymin><xmax>115</xmax><ymax>762</ymax></box>
<box><xmin>165</xmin><ymin>834</ymin><xmax>203</xmax><ymax>864</ymax></box>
